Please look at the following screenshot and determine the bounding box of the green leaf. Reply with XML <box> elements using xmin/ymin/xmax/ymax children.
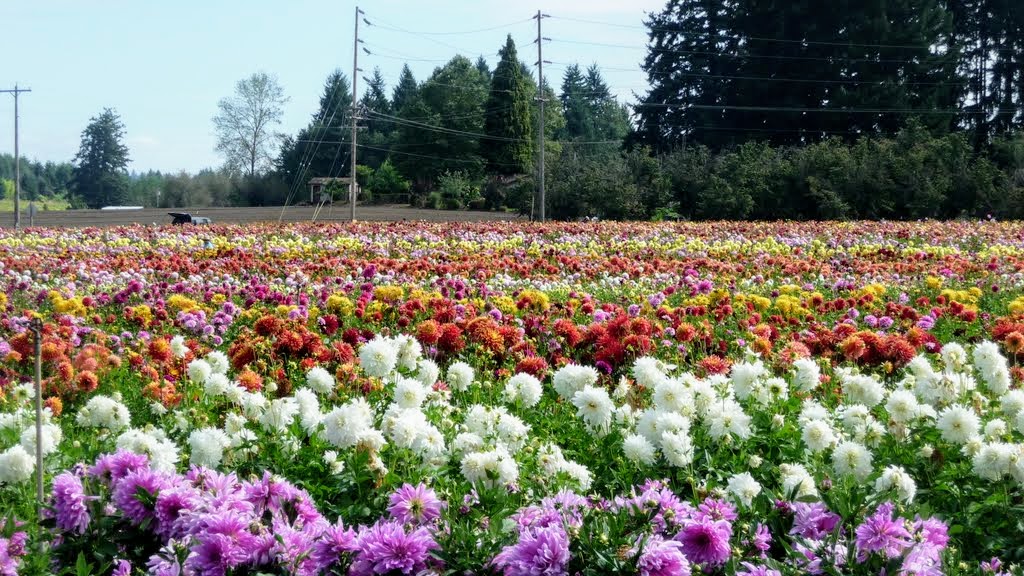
<box><xmin>75</xmin><ymin>552</ymin><xmax>93</xmax><ymax>576</ymax></box>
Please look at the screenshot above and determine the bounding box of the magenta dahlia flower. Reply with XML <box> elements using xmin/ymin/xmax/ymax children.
<box><xmin>676</xmin><ymin>518</ymin><xmax>732</xmax><ymax>566</ymax></box>
<box><xmin>387</xmin><ymin>483</ymin><xmax>445</xmax><ymax>526</ymax></box>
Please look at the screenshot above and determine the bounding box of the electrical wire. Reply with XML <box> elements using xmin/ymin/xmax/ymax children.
<box><xmin>549</xmin><ymin>14</ymin><xmax>1016</xmax><ymax>52</ymax></box>
<box><xmin>374</xmin><ymin>17</ymin><xmax>534</xmax><ymax>36</ymax></box>
<box><xmin>545</xmin><ymin>61</ymin><xmax>970</xmax><ymax>87</ymax></box>
<box><xmin>634</xmin><ymin>103</ymin><xmax>1023</xmax><ymax>114</ymax></box>
<box><xmin>366</xmin><ymin>110</ymin><xmax>529</xmax><ymax>142</ymax></box>
<box><xmin>549</xmin><ymin>37</ymin><xmax>953</xmax><ymax>65</ymax></box>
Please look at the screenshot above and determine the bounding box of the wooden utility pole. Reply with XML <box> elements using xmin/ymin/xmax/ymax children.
<box><xmin>350</xmin><ymin>7</ymin><xmax>364</xmax><ymax>222</ymax></box>
<box><xmin>533</xmin><ymin>12</ymin><xmax>549</xmax><ymax>222</ymax></box>
<box><xmin>2</xmin><ymin>85</ymin><xmax>31</xmax><ymax>229</ymax></box>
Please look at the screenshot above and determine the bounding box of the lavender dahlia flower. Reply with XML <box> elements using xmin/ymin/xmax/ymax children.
<box><xmin>854</xmin><ymin>502</ymin><xmax>912</xmax><ymax>562</ymax></box>
<box><xmin>184</xmin><ymin>511</ymin><xmax>259</xmax><ymax>575</ymax></box>
<box><xmin>790</xmin><ymin>502</ymin><xmax>841</xmax><ymax>540</ymax></box>
<box><xmin>154</xmin><ymin>485</ymin><xmax>202</xmax><ymax>539</ymax></box>
<box><xmin>349</xmin><ymin>520</ymin><xmax>439</xmax><ymax>576</ymax></box>
<box><xmin>51</xmin><ymin>472</ymin><xmax>91</xmax><ymax>535</ymax></box>
<box><xmin>89</xmin><ymin>450</ymin><xmax>149</xmax><ymax>485</ymax></box>
<box><xmin>111</xmin><ymin>468</ymin><xmax>172</xmax><ymax>526</ymax></box>
<box><xmin>492</xmin><ymin>524</ymin><xmax>570</xmax><ymax>576</ymax></box>
<box><xmin>111</xmin><ymin>559</ymin><xmax>132</xmax><ymax>576</ymax></box>
<box><xmin>311</xmin><ymin>519</ymin><xmax>358</xmax><ymax>572</ymax></box>
<box><xmin>637</xmin><ymin>535</ymin><xmax>690</xmax><ymax>576</ymax></box>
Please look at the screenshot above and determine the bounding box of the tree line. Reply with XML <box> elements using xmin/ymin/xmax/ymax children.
<box><xmin>25</xmin><ymin>0</ymin><xmax>1024</xmax><ymax>218</ymax></box>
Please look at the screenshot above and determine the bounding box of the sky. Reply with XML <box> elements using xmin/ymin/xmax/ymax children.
<box><xmin>0</xmin><ymin>0</ymin><xmax>664</xmax><ymax>174</ymax></box>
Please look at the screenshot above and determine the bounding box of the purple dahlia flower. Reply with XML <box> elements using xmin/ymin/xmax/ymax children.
<box><xmin>387</xmin><ymin>483</ymin><xmax>445</xmax><ymax>526</ymax></box>
<box><xmin>350</xmin><ymin>520</ymin><xmax>439</xmax><ymax>576</ymax></box>
<box><xmin>51</xmin><ymin>472</ymin><xmax>91</xmax><ymax>535</ymax></box>
<box><xmin>492</xmin><ymin>524</ymin><xmax>569</xmax><ymax>576</ymax></box>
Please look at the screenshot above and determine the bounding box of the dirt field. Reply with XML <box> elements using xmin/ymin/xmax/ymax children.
<box><xmin>0</xmin><ymin>205</ymin><xmax>525</xmax><ymax>229</ymax></box>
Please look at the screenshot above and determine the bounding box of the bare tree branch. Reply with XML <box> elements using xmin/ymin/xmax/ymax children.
<box><xmin>213</xmin><ymin>72</ymin><xmax>289</xmax><ymax>177</ymax></box>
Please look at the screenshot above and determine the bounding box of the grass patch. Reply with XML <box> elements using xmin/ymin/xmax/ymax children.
<box><xmin>0</xmin><ymin>197</ymin><xmax>71</xmax><ymax>211</ymax></box>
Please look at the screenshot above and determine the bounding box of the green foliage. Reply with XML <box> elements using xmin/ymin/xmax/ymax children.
<box><xmin>436</xmin><ymin>170</ymin><xmax>479</xmax><ymax>210</ymax></box>
<box><xmin>72</xmin><ymin>108</ymin><xmax>131</xmax><ymax>209</ymax></box>
<box><xmin>547</xmin><ymin>146</ymin><xmax>645</xmax><ymax>220</ymax></box>
<box><xmin>559</xmin><ymin>64</ymin><xmax>629</xmax><ymax>143</ymax></box>
<box><xmin>359</xmin><ymin>68</ymin><xmax>392</xmax><ymax>170</ymax></box>
<box><xmin>634</xmin><ymin>0</ymin><xmax>962</xmax><ymax>150</ymax></box>
<box><xmin>392</xmin><ymin>56</ymin><xmax>489</xmax><ymax>197</ymax></box>
<box><xmin>367</xmin><ymin>160</ymin><xmax>411</xmax><ymax>204</ymax></box>
<box><xmin>482</xmin><ymin>36</ymin><xmax>534</xmax><ymax>175</ymax></box>
<box><xmin>0</xmin><ymin>155</ymin><xmax>73</xmax><ymax>201</ymax></box>
<box><xmin>641</xmin><ymin>126</ymin><xmax>1024</xmax><ymax>221</ymax></box>
<box><xmin>0</xmin><ymin>179</ymin><xmax>12</xmax><ymax>200</ymax></box>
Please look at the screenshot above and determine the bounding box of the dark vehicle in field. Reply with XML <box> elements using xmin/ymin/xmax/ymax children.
<box><xmin>168</xmin><ymin>212</ymin><xmax>212</xmax><ymax>225</ymax></box>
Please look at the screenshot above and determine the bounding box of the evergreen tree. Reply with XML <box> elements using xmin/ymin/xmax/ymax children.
<box><xmin>584</xmin><ymin>65</ymin><xmax>629</xmax><ymax>141</ymax></box>
<box><xmin>71</xmin><ymin>108</ymin><xmax>130</xmax><ymax>208</ymax></box>
<box><xmin>559</xmin><ymin>64</ymin><xmax>590</xmax><ymax>141</ymax></box>
<box><xmin>635</xmin><ymin>0</ymin><xmax>959</xmax><ymax>149</ymax></box>
<box><xmin>482</xmin><ymin>35</ymin><xmax>534</xmax><ymax>174</ymax></box>
<box><xmin>728</xmin><ymin>0</ymin><xmax>837</xmax><ymax>145</ymax></box>
<box><xmin>391</xmin><ymin>65</ymin><xmax>419</xmax><ymax>115</ymax></box>
<box><xmin>825</xmin><ymin>0</ymin><xmax>957</xmax><ymax>138</ymax></box>
<box><xmin>360</xmin><ymin>68</ymin><xmax>391</xmax><ymax>169</ymax></box>
<box><xmin>559</xmin><ymin>64</ymin><xmax>628</xmax><ymax>143</ymax></box>
<box><xmin>361</xmin><ymin>68</ymin><xmax>390</xmax><ymax>117</ymax></box>
<box><xmin>475</xmin><ymin>56</ymin><xmax>491</xmax><ymax>81</ymax></box>
<box><xmin>584</xmin><ymin>64</ymin><xmax>611</xmax><ymax>104</ymax></box>
<box><xmin>635</xmin><ymin>0</ymin><xmax>742</xmax><ymax>151</ymax></box>
<box><xmin>393</xmin><ymin>56</ymin><xmax>490</xmax><ymax>191</ymax></box>
<box><xmin>952</xmin><ymin>0</ymin><xmax>1024</xmax><ymax>143</ymax></box>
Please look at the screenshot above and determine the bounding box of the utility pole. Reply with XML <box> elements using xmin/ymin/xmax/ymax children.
<box><xmin>2</xmin><ymin>85</ymin><xmax>31</xmax><ymax>230</ymax></box>
<box><xmin>534</xmin><ymin>11</ymin><xmax>549</xmax><ymax>223</ymax></box>
<box><xmin>350</xmin><ymin>6</ymin><xmax>364</xmax><ymax>222</ymax></box>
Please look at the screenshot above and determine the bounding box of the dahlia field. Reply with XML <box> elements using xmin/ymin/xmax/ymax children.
<box><xmin>2</xmin><ymin>221</ymin><xmax>1024</xmax><ymax>575</ymax></box>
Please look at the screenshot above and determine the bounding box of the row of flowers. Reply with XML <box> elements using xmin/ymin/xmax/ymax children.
<box><xmin>2</xmin><ymin>329</ymin><xmax>1023</xmax><ymax>573</ymax></box>
<box><xmin>2</xmin><ymin>222</ymin><xmax>1024</xmax><ymax>574</ymax></box>
<box><xmin>42</xmin><ymin>450</ymin><xmax>963</xmax><ymax>576</ymax></box>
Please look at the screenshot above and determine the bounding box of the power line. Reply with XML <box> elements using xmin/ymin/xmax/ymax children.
<box><xmin>363</xmin><ymin>48</ymin><xmax>456</xmax><ymax>64</ymax></box>
<box><xmin>374</xmin><ymin>17</ymin><xmax>534</xmax><ymax>36</ymax></box>
<box><xmin>550</xmin><ymin>37</ymin><xmax>954</xmax><ymax>65</ymax></box>
<box><xmin>362</xmin><ymin>13</ymin><xmax>482</xmax><ymax>57</ymax></box>
<box><xmin>546</xmin><ymin>61</ymin><xmax>970</xmax><ymax>87</ymax></box>
<box><xmin>635</xmin><ymin>103</ymin><xmax>1023</xmax><ymax>114</ymax></box>
<box><xmin>356</xmin><ymin>143</ymin><xmax>516</xmax><ymax>166</ymax></box>
<box><xmin>280</xmin><ymin>84</ymin><xmax>347</xmax><ymax>214</ymax></box>
<box><xmin>299</xmin><ymin>137</ymin><xmax>623</xmax><ymax>148</ymax></box>
<box><xmin>369</xmin><ymin>105</ymin><xmax>512</xmax><ymax>123</ymax></box>
<box><xmin>549</xmin><ymin>14</ymin><xmax>1016</xmax><ymax>52</ymax></box>
<box><xmin>366</xmin><ymin>110</ymin><xmax>528</xmax><ymax>142</ymax></box>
